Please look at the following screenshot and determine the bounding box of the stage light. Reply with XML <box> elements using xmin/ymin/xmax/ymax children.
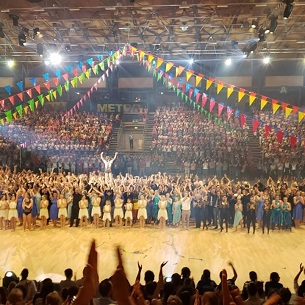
<box><xmin>3</xmin><ymin>271</ymin><xmax>18</xmax><ymax>288</ymax></box>
<box><xmin>115</xmin><ymin>59</ymin><xmax>120</xmax><ymax>65</ymax></box>
<box><xmin>49</xmin><ymin>53</ymin><xmax>62</xmax><ymax>65</ymax></box>
<box><xmin>225</xmin><ymin>57</ymin><xmax>232</xmax><ymax>65</ymax></box>
<box><xmin>263</xmin><ymin>56</ymin><xmax>271</xmax><ymax>64</ymax></box>
<box><xmin>189</xmin><ymin>58</ymin><xmax>194</xmax><ymax>64</ymax></box>
<box><xmin>65</xmin><ymin>45</ymin><xmax>71</xmax><ymax>52</ymax></box>
<box><xmin>18</xmin><ymin>33</ymin><xmax>26</xmax><ymax>46</ymax></box>
<box><xmin>283</xmin><ymin>2</ymin><xmax>293</xmax><ymax>19</ymax></box>
<box><xmin>7</xmin><ymin>59</ymin><xmax>15</xmax><ymax>67</ymax></box>
<box><xmin>251</xmin><ymin>20</ymin><xmax>258</xmax><ymax>29</ymax></box>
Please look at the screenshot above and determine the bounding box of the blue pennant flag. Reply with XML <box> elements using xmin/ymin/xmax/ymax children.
<box><xmin>29</xmin><ymin>77</ymin><xmax>36</xmax><ymax>86</ymax></box>
<box><xmin>4</xmin><ymin>85</ymin><xmax>11</xmax><ymax>95</ymax></box>
<box><xmin>16</xmin><ymin>81</ymin><xmax>24</xmax><ymax>91</ymax></box>
<box><xmin>97</xmin><ymin>55</ymin><xmax>103</xmax><ymax>61</ymax></box>
<box><xmin>55</xmin><ymin>69</ymin><xmax>61</xmax><ymax>78</ymax></box>
<box><xmin>43</xmin><ymin>73</ymin><xmax>49</xmax><ymax>81</ymax></box>
<box><xmin>186</xmin><ymin>83</ymin><xmax>191</xmax><ymax>92</ymax></box>
<box><xmin>65</xmin><ymin>65</ymin><xmax>72</xmax><ymax>74</ymax></box>
<box><xmin>87</xmin><ymin>58</ymin><xmax>93</xmax><ymax>67</ymax></box>
<box><xmin>78</xmin><ymin>62</ymin><xmax>83</xmax><ymax>70</ymax></box>
<box><xmin>194</xmin><ymin>88</ymin><xmax>200</xmax><ymax>97</ymax></box>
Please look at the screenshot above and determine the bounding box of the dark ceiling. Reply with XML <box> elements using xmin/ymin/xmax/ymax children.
<box><xmin>0</xmin><ymin>0</ymin><xmax>304</xmax><ymax>63</ymax></box>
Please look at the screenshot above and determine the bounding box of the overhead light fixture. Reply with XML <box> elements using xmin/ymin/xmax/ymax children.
<box><xmin>49</xmin><ymin>53</ymin><xmax>62</xmax><ymax>65</ymax></box>
<box><xmin>115</xmin><ymin>59</ymin><xmax>120</xmax><ymax>65</ymax></box>
<box><xmin>65</xmin><ymin>44</ymin><xmax>71</xmax><ymax>52</ymax></box>
<box><xmin>251</xmin><ymin>20</ymin><xmax>258</xmax><ymax>29</ymax></box>
<box><xmin>9</xmin><ymin>14</ymin><xmax>19</xmax><ymax>26</ymax></box>
<box><xmin>18</xmin><ymin>33</ymin><xmax>26</xmax><ymax>46</ymax></box>
<box><xmin>283</xmin><ymin>1</ymin><xmax>294</xmax><ymax>19</ymax></box>
<box><xmin>263</xmin><ymin>56</ymin><xmax>271</xmax><ymax>64</ymax></box>
<box><xmin>181</xmin><ymin>22</ymin><xmax>188</xmax><ymax>31</ymax></box>
<box><xmin>7</xmin><ymin>59</ymin><xmax>15</xmax><ymax>68</ymax></box>
<box><xmin>189</xmin><ymin>58</ymin><xmax>194</xmax><ymax>64</ymax></box>
<box><xmin>225</xmin><ymin>57</ymin><xmax>232</xmax><ymax>65</ymax></box>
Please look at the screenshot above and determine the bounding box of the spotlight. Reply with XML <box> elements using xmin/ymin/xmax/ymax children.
<box><xmin>49</xmin><ymin>53</ymin><xmax>62</xmax><ymax>65</ymax></box>
<box><xmin>189</xmin><ymin>58</ymin><xmax>194</xmax><ymax>64</ymax></box>
<box><xmin>10</xmin><ymin>15</ymin><xmax>19</xmax><ymax>27</ymax></box>
<box><xmin>251</xmin><ymin>20</ymin><xmax>258</xmax><ymax>29</ymax></box>
<box><xmin>18</xmin><ymin>33</ymin><xmax>26</xmax><ymax>46</ymax></box>
<box><xmin>115</xmin><ymin>59</ymin><xmax>120</xmax><ymax>65</ymax></box>
<box><xmin>225</xmin><ymin>57</ymin><xmax>232</xmax><ymax>65</ymax></box>
<box><xmin>37</xmin><ymin>43</ymin><xmax>43</xmax><ymax>56</ymax></box>
<box><xmin>258</xmin><ymin>28</ymin><xmax>266</xmax><ymax>42</ymax></box>
<box><xmin>65</xmin><ymin>45</ymin><xmax>71</xmax><ymax>52</ymax></box>
<box><xmin>7</xmin><ymin>59</ymin><xmax>15</xmax><ymax>67</ymax></box>
<box><xmin>263</xmin><ymin>56</ymin><xmax>271</xmax><ymax>64</ymax></box>
<box><xmin>3</xmin><ymin>271</ymin><xmax>18</xmax><ymax>288</ymax></box>
<box><xmin>283</xmin><ymin>2</ymin><xmax>293</xmax><ymax>19</ymax></box>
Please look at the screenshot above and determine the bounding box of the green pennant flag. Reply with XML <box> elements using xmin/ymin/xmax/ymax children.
<box><xmin>28</xmin><ymin>99</ymin><xmax>35</xmax><ymax>112</ymax></box>
<box><xmin>16</xmin><ymin>104</ymin><xmax>23</xmax><ymax>117</ymax></box>
<box><xmin>152</xmin><ymin>69</ymin><xmax>157</xmax><ymax>77</ymax></box>
<box><xmin>5</xmin><ymin>110</ymin><xmax>12</xmax><ymax>122</ymax></box>
<box><xmin>49</xmin><ymin>90</ymin><xmax>54</xmax><ymax>101</ymax></box>
<box><xmin>64</xmin><ymin>81</ymin><xmax>70</xmax><ymax>92</ymax></box>
<box><xmin>99</xmin><ymin>61</ymin><xmax>105</xmax><ymax>71</ymax></box>
<box><xmin>74</xmin><ymin>76</ymin><xmax>78</xmax><ymax>87</ymax></box>
<box><xmin>38</xmin><ymin>94</ymin><xmax>44</xmax><ymax>106</ymax></box>
<box><xmin>184</xmin><ymin>95</ymin><xmax>188</xmax><ymax>102</ymax></box>
<box><xmin>81</xmin><ymin>73</ymin><xmax>86</xmax><ymax>82</ymax></box>
<box><xmin>57</xmin><ymin>85</ymin><xmax>63</xmax><ymax>97</ymax></box>
<box><xmin>162</xmin><ymin>77</ymin><xmax>166</xmax><ymax>85</ymax></box>
<box><xmin>157</xmin><ymin>72</ymin><xmax>161</xmax><ymax>81</ymax></box>
<box><xmin>93</xmin><ymin>65</ymin><xmax>99</xmax><ymax>75</ymax></box>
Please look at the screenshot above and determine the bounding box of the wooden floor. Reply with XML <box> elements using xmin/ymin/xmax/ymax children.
<box><xmin>1</xmin><ymin>223</ymin><xmax>304</xmax><ymax>291</ymax></box>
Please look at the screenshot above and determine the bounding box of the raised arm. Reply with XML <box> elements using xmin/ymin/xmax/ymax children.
<box><xmin>228</xmin><ymin>261</ymin><xmax>237</xmax><ymax>282</ymax></box>
<box><xmin>294</xmin><ymin>263</ymin><xmax>304</xmax><ymax>294</ymax></box>
<box><xmin>135</xmin><ymin>261</ymin><xmax>142</xmax><ymax>283</ymax></box>
<box><xmin>112</xmin><ymin>152</ymin><xmax>118</xmax><ymax>162</ymax></box>
<box><xmin>100</xmin><ymin>152</ymin><xmax>106</xmax><ymax>163</ymax></box>
<box><xmin>152</xmin><ymin>261</ymin><xmax>168</xmax><ymax>299</ymax></box>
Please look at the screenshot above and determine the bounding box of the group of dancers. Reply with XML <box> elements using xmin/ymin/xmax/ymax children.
<box><xmin>0</xmin><ymin>156</ymin><xmax>304</xmax><ymax>233</ymax></box>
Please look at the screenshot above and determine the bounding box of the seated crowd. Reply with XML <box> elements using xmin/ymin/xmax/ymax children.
<box><xmin>2</xmin><ymin>244</ymin><xmax>305</xmax><ymax>305</ymax></box>
<box><xmin>0</xmin><ymin>163</ymin><xmax>304</xmax><ymax>232</ymax></box>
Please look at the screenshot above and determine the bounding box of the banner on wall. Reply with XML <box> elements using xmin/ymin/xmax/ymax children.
<box><xmin>97</xmin><ymin>102</ymin><xmax>146</xmax><ymax>113</ymax></box>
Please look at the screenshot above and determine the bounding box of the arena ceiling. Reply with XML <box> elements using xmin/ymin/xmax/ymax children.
<box><xmin>0</xmin><ymin>0</ymin><xmax>304</xmax><ymax>63</ymax></box>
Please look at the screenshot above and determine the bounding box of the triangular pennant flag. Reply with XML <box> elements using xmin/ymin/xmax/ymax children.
<box><xmin>4</xmin><ymin>85</ymin><xmax>11</xmax><ymax>95</ymax></box>
<box><xmin>218</xmin><ymin>103</ymin><xmax>224</xmax><ymax>117</ymax></box>
<box><xmin>277</xmin><ymin>130</ymin><xmax>284</xmax><ymax>143</ymax></box>
<box><xmin>29</xmin><ymin>77</ymin><xmax>36</xmax><ymax>86</ymax></box>
<box><xmin>82</xmin><ymin>65</ymin><xmax>87</xmax><ymax>73</ymax></box>
<box><xmin>16</xmin><ymin>81</ymin><xmax>24</xmax><ymax>91</ymax></box>
<box><xmin>227</xmin><ymin>107</ymin><xmax>234</xmax><ymax>120</ymax></box>
<box><xmin>35</xmin><ymin>101</ymin><xmax>39</xmax><ymax>108</ymax></box>
<box><xmin>195</xmin><ymin>74</ymin><xmax>203</xmax><ymax>87</ymax></box>
<box><xmin>209</xmin><ymin>98</ymin><xmax>216</xmax><ymax>112</ymax></box>
<box><xmin>99</xmin><ymin>62</ymin><xmax>105</xmax><ymax>71</ymax></box>
<box><xmin>260</xmin><ymin>96</ymin><xmax>268</xmax><ymax>110</ymax></box>
<box><xmin>156</xmin><ymin>58</ymin><xmax>163</xmax><ymax>68</ymax></box>
<box><xmin>281</xmin><ymin>102</ymin><xmax>289</xmax><ymax>111</ymax></box>
<box><xmin>72</xmin><ymin>69</ymin><xmax>78</xmax><ymax>77</ymax></box>
<box><xmin>87</xmin><ymin>58</ymin><xmax>93</xmax><ymax>67</ymax></box>
<box><xmin>285</xmin><ymin>107</ymin><xmax>292</xmax><ymax>118</ymax></box>
<box><xmin>28</xmin><ymin>99</ymin><xmax>35</xmax><ymax>112</ymax></box>
<box><xmin>186</xmin><ymin>70</ymin><xmax>194</xmax><ymax>82</ymax></box>
<box><xmin>16</xmin><ymin>104</ymin><xmax>23</xmax><ymax>117</ymax></box>
<box><xmin>64</xmin><ymin>81</ymin><xmax>70</xmax><ymax>92</ymax></box>
<box><xmin>17</xmin><ymin>92</ymin><xmax>23</xmax><ymax>101</ymax></box>
<box><xmin>176</xmin><ymin>66</ymin><xmax>185</xmax><ymax>77</ymax></box>
<box><xmin>252</xmin><ymin>120</ymin><xmax>260</xmax><ymax>133</ymax></box>
<box><xmin>55</xmin><ymin>69</ymin><xmax>61</xmax><ymax>79</ymax></box>
<box><xmin>298</xmin><ymin>111</ymin><xmax>305</xmax><ymax>123</ymax></box>
<box><xmin>292</xmin><ymin>106</ymin><xmax>300</xmax><ymax>114</ymax></box>
<box><xmin>188</xmin><ymin>88</ymin><xmax>194</xmax><ymax>99</ymax></box>
<box><xmin>216</xmin><ymin>81</ymin><xmax>224</xmax><ymax>94</ymax></box>
<box><xmin>34</xmin><ymin>85</ymin><xmax>41</xmax><ymax>94</ymax></box>
<box><xmin>53</xmin><ymin>78</ymin><xmax>59</xmax><ymax>86</ymax></box>
<box><xmin>202</xmin><ymin>93</ymin><xmax>207</xmax><ymax>107</ymax></box>
<box><xmin>206</xmin><ymin>77</ymin><xmax>214</xmax><ymax>90</ymax></box>
<box><xmin>290</xmin><ymin>135</ymin><xmax>297</xmax><ymax>148</ymax></box>
<box><xmin>265</xmin><ymin>125</ymin><xmax>272</xmax><ymax>138</ymax></box>
<box><xmin>52</xmin><ymin>90</ymin><xmax>57</xmax><ymax>100</ymax></box>
<box><xmin>24</xmin><ymin>106</ymin><xmax>29</xmax><ymax>114</ymax></box>
<box><xmin>147</xmin><ymin>54</ymin><xmax>154</xmax><ymax>63</ymax></box>
<box><xmin>46</xmin><ymin>94</ymin><xmax>50</xmax><ymax>102</ymax></box>
<box><xmin>227</xmin><ymin>85</ymin><xmax>234</xmax><ymax>98</ymax></box>
<box><xmin>57</xmin><ymin>85</ymin><xmax>63</xmax><ymax>96</ymax></box>
<box><xmin>38</xmin><ymin>94</ymin><xmax>44</xmax><ymax>106</ymax></box>
<box><xmin>165</xmin><ymin>62</ymin><xmax>174</xmax><ymax>72</ymax></box>
<box><xmin>5</xmin><ymin>110</ymin><xmax>12</xmax><ymax>123</ymax></box>
<box><xmin>195</xmin><ymin>92</ymin><xmax>201</xmax><ymax>104</ymax></box>
<box><xmin>9</xmin><ymin>96</ymin><xmax>15</xmax><ymax>106</ymax></box>
<box><xmin>193</xmin><ymin>88</ymin><xmax>200</xmax><ymax>98</ymax></box>
<box><xmin>65</xmin><ymin>65</ymin><xmax>72</xmax><ymax>74</ymax></box>
<box><xmin>240</xmin><ymin>114</ymin><xmax>247</xmax><ymax>127</ymax></box>
<box><xmin>43</xmin><ymin>73</ymin><xmax>49</xmax><ymax>81</ymax></box>
<box><xmin>249</xmin><ymin>93</ymin><xmax>256</xmax><ymax>106</ymax></box>
<box><xmin>26</xmin><ymin>89</ymin><xmax>32</xmax><ymax>98</ymax></box>
<box><xmin>0</xmin><ymin>119</ymin><xmax>4</xmax><ymax>126</ymax></box>
<box><xmin>13</xmin><ymin>112</ymin><xmax>18</xmax><ymax>120</ymax></box>
<box><xmin>272</xmin><ymin>103</ymin><xmax>281</xmax><ymax>114</ymax></box>
<box><xmin>93</xmin><ymin>65</ymin><xmax>99</xmax><ymax>75</ymax></box>
<box><xmin>85</xmin><ymin>70</ymin><xmax>91</xmax><ymax>79</ymax></box>
<box><xmin>44</xmin><ymin>82</ymin><xmax>51</xmax><ymax>90</ymax></box>
<box><xmin>238</xmin><ymin>88</ymin><xmax>245</xmax><ymax>102</ymax></box>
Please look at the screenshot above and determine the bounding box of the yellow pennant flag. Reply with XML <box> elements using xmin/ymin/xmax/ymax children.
<box><xmin>249</xmin><ymin>94</ymin><xmax>256</xmax><ymax>106</ymax></box>
<box><xmin>285</xmin><ymin>107</ymin><xmax>292</xmax><ymax>118</ymax></box>
<box><xmin>165</xmin><ymin>62</ymin><xmax>174</xmax><ymax>72</ymax></box>
<box><xmin>156</xmin><ymin>58</ymin><xmax>163</xmax><ymax>68</ymax></box>
<box><xmin>24</xmin><ymin>106</ymin><xmax>29</xmax><ymax>114</ymax></box>
<box><xmin>298</xmin><ymin>111</ymin><xmax>305</xmax><ymax>123</ymax></box>
<box><xmin>260</xmin><ymin>98</ymin><xmax>268</xmax><ymax>110</ymax></box>
<box><xmin>147</xmin><ymin>54</ymin><xmax>154</xmax><ymax>63</ymax></box>
<box><xmin>46</xmin><ymin>94</ymin><xmax>51</xmax><ymax>101</ymax></box>
<box><xmin>272</xmin><ymin>103</ymin><xmax>280</xmax><ymax>114</ymax></box>
<box><xmin>0</xmin><ymin>119</ymin><xmax>4</xmax><ymax>125</ymax></box>
<box><xmin>13</xmin><ymin>112</ymin><xmax>18</xmax><ymax>120</ymax></box>
<box><xmin>206</xmin><ymin>78</ymin><xmax>213</xmax><ymax>90</ymax></box>
<box><xmin>227</xmin><ymin>86</ymin><xmax>234</xmax><ymax>98</ymax></box>
<box><xmin>238</xmin><ymin>90</ymin><xmax>245</xmax><ymax>102</ymax></box>
<box><xmin>186</xmin><ymin>71</ymin><xmax>193</xmax><ymax>82</ymax></box>
<box><xmin>195</xmin><ymin>75</ymin><xmax>203</xmax><ymax>87</ymax></box>
<box><xmin>217</xmin><ymin>82</ymin><xmax>224</xmax><ymax>94</ymax></box>
<box><xmin>35</xmin><ymin>101</ymin><xmax>39</xmax><ymax>108</ymax></box>
<box><xmin>139</xmin><ymin>51</ymin><xmax>145</xmax><ymax>61</ymax></box>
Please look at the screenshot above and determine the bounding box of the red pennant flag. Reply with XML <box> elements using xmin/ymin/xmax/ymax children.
<box><xmin>34</xmin><ymin>85</ymin><xmax>41</xmax><ymax>94</ymax></box>
<box><xmin>227</xmin><ymin>107</ymin><xmax>234</xmax><ymax>120</ymax></box>
<box><xmin>188</xmin><ymin>88</ymin><xmax>194</xmax><ymax>99</ymax></box>
<box><xmin>240</xmin><ymin>114</ymin><xmax>247</xmax><ymax>127</ymax></box>
<box><xmin>265</xmin><ymin>125</ymin><xmax>272</xmax><ymax>138</ymax></box>
<box><xmin>9</xmin><ymin>96</ymin><xmax>15</xmax><ymax>105</ymax></box>
<box><xmin>17</xmin><ymin>93</ymin><xmax>23</xmax><ymax>101</ymax></box>
<box><xmin>53</xmin><ymin>78</ymin><xmax>59</xmax><ymax>86</ymax></box>
<box><xmin>26</xmin><ymin>89</ymin><xmax>32</xmax><ymax>98</ymax></box>
<box><xmin>72</xmin><ymin>69</ymin><xmax>78</xmax><ymax>77</ymax></box>
<box><xmin>181</xmin><ymin>84</ymin><xmax>186</xmax><ymax>93</ymax></box>
<box><xmin>202</xmin><ymin>93</ymin><xmax>207</xmax><ymax>107</ymax></box>
<box><xmin>0</xmin><ymin>100</ymin><xmax>4</xmax><ymax>108</ymax></box>
<box><xmin>277</xmin><ymin>130</ymin><xmax>284</xmax><ymax>143</ymax></box>
<box><xmin>195</xmin><ymin>92</ymin><xmax>201</xmax><ymax>104</ymax></box>
<box><xmin>209</xmin><ymin>99</ymin><xmax>216</xmax><ymax>112</ymax></box>
<box><xmin>218</xmin><ymin>103</ymin><xmax>224</xmax><ymax>117</ymax></box>
<box><xmin>62</xmin><ymin>73</ymin><xmax>69</xmax><ymax>82</ymax></box>
<box><xmin>82</xmin><ymin>65</ymin><xmax>87</xmax><ymax>73</ymax></box>
<box><xmin>293</xmin><ymin>106</ymin><xmax>300</xmax><ymax>114</ymax></box>
<box><xmin>290</xmin><ymin>135</ymin><xmax>297</xmax><ymax>148</ymax></box>
<box><xmin>252</xmin><ymin>120</ymin><xmax>260</xmax><ymax>133</ymax></box>
<box><xmin>281</xmin><ymin>102</ymin><xmax>289</xmax><ymax>111</ymax></box>
<box><xmin>44</xmin><ymin>82</ymin><xmax>51</xmax><ymax>90</ymax></box>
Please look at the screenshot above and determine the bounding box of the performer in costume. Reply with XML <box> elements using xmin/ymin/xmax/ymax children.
<box><xmin>282</xmin><ymin>196</ymin><xmax>292</xmax><ymax>231</ymax></box>
<box><xmin>91</xmin><ymin>191</ymin><xmax>101</xmax><ymax>229</ymax></box>
<box><xmin>8</xmin><ymin>194</ymin><xmax>18</xmax><ymax>231</ymax></box>
<box><xmin>113</xmin><ymin>192</ymin><xmax>123</xmax><ymax>227</ymax></box>
<box><xmin>57</xmin><ymin>193</ymin><xmax>67</xmax><ymax>229</ymax></box>
<box><xmin>100</xmin><ymin>152</ymin><xmax>118</xmax><ymax>185</ymax></box>
<box><xmin>262</xmin><ymin>198</ymin><xmax>272</xmax><ymax>234</ymax></box>
<box><xmin>137</xmin><ymin>194</ymin><xmax>147</xmax><ymax>229</ymax></box>
<box><xmin>271</xmin><ymin>195</ymin><xmax>283</xmax><ymax>231</ymax></box>
<box><xmin>40</xmin><ymin>195</ymin><xmax>49</xmax><ymax>230</ymax></box>
<box><xmin>102</xmin><ymin>199</ymin><xmax>112</xmax><ymax>227</ymax></box>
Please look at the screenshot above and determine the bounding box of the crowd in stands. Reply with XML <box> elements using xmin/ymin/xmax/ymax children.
<box><xmin>2</xmin><ymin>242</ymin><xmax>305</xmax><ymax>305</ymax></box>
<box><xmin>0</xmin><ymin>162</ymin><xmax>304</xmax><ymax>232</ymax></box>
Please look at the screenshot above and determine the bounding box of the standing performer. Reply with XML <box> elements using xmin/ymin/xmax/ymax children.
<box><xmin>262</xmin><ymin>198</ymin><xmax>272</xmax><ymax>234</ymax></box>
<box><xmin>100</xmin><ymin>152</ymin><xmax>118</xmax><ymax>184</ymax></box>
<box><xmin>247</xmin><ymin>196</ymin><xmax>256</xmax><ymax>234</ymax></box>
